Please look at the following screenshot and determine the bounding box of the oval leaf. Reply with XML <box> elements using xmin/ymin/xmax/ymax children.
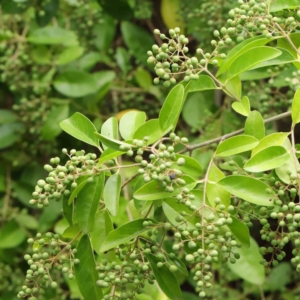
<box><xmin>74</xmin><ymin>235</ymin><xmax>103</xmax><ymax>299</ymax></box>
<box><xmin>100</xmin><ymin>218</ymin><xmax>155</xmax><ymax>252</ymax></box>
<box><xmin>119</xmin><ymin>111</ymin><xmax>146</xmax><ymax>140</ymax></box>
<box><xmin>60</xmin><ymin>112</ymin><xmax>99</xmax><ymax>147</ymax></box>
<box><xmin>159</xmin><ymin>85</ymin><xmax>184</xmax><ymax>134</ymax></box>
<box><xmin>232</xmin><ymin>96</ymin><xmax>250</xmax><ymax>117</ymax></box>
<box><xmin>104</xmin><ymin>173</ymin><xmax>121</xmax><ymax>216</ymax></box>
<box><xmin>217</xmin><ymin>175</ymin><xmax>276</xmax><ymax>206</ymax></box>
<box><xmin>187</xmin><ymin>75</ymin><xmax>217</xmax><ymax>93</ymax></box>
<box><xmin>244</xmin><ymin>146</ymin><xmax>290</xmax><ymax>172</ymax></box>
<box><xmin>216</xmin><ymin>135</ymin><xmax>259</xmax><ymax>157</ymax></box>
<box><xmin>133</xmin><ymin>119</ymin><xmax>162</xmax><ymax>145</ymax></box>
<box><xmin>244</xmin><ymin>110</ymin><xmax>265</xmax><ymax>140</ymax></box>
<box><xmin>53</xmin><ymin>70</ymin><xmax>98</xmax><ymax>98</ymax></box>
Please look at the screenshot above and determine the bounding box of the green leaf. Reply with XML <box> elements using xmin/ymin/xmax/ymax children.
<box><xmin>217</xmin><ymin>36</ymin><xmax>276</xmax><ymax>76</ymax></box>
<box><xmin>103</xmin><ymin>173</ymin><xmax>121</xmax><ymax>216</ymax></box>
<box><xmin>98</xmin><ymin>0</ymin><xmax>133</xmax><ymax>20</ymax></box>
<box><xmin>277</xmin><ymin>33</ymin><xmax>300</xmax><ymax>69</ymax></box>
<box><xmin>60</xmin><ymin>112</ymin><xmax>99</xmax><ymax>147</ymax></box>
<box><xmin>227</xmin><ymin>47</ymin><xmax>282</xmax><ymax>80</ymax></box>
<box><xmin>0</xmin><ymin>123</ymin><xmax>23</xmax><ymax>149</ymax></box>
<box><xmin>244</xmin><ymin>110</ymin><xmax>265</xmax><ymax>140</ymax></box>
<box><xmin>54</xmin><ymin>70</ymin><xmax>98</xmax><ymax>98</ymax></box>
<box><xmin>166</xmin><ymin>254</ymin><xmax>188</xmax><ymax>276</ymax></box>
<box><xmin>171</xmin><ymin>154</ymin><xmax>202</xmax><ymax>178</ymax></box>
<box><xmin>100</xmin><ymin>219</ymin><xmax>155</xmax><ymax>252</ymax></box>
<box><xmin>100</xmin><ymin>117</ymin><xmax>118</xmax><ymax>150</ymax></box>
<box><xmin>133</xmin><ymin>119</ymin><xmax>162</xmax><ymax>145</ymax></box>
<box><xmin>63</xmin><ymin>191</ymin><xmax>73</xmax><ymax>226</ymax></box>
<box><xmin>223</xmin><ymin>75</ymin><xmax>241</xmax><ymax>100</ymax></box>
<box><xmin>216</xmin><ymin>135</ymin><xmax>259</xmax><ymax>157</ymax></box>
<box><xmin>135</xmin><ymin>67</ymin><xmax>152</xmax><ymax>90</ymax></box>
<box><xmin>0</xmin><ymin>220</ymin><xmax>26</xmax><ymax>248</ymax></box>
<box><xmin>98</xmin><ymin>148</ymin><xmax>125</xmax><ymax>164</ymax></box>
<box><xmin>68</xmin><ymin>177</ymin><xmax>89</xmax><ymax>205</ymax></box>
<box><xmin>30</xmin><ymin>45</ymin><xmax>51</xmax><ymax>65</ymax></box>
<box><xmin>232</xmin><ymin>96</ymin><xmax>250</xmax><ymax>117</ymax></box>
<box><xmin>252</xmin><ymin>133</ymin><xmax>289</xmax><ymax>156</ymax></box>
<box><xmin>270</xmin><ymin>0</ymin><xmax>300</xmax><ymax>12</ymax></box>
<box><xmin>159</xmin><ymin>85</ymin><xmax>185</xmax><ymax>134</ymax></box>
<box><xmin>0</xmin><ymin>109</ymin><xmax>17</xmax><ymax>124</ymax></box>
<box><xmin>119</xmin><ymin>111</ymin><xmax>146</xmax><ymax>140</ymax></box>
<box><xmin>94</xmin><ymin>132</ymin><xmax>132</xmax><ymax>151</ymax></box>
<box><xmin>227</xmin><ymin>237</ymin><xmax>265</xmax><ymax>285</ymax></box>
<box><xmin>207</xmin><ymin>164</ymin><xmax>230</xmax><ymax>207</ymax></box>
<box><xmin>121</xmin><ymin>22</ymin><xmax>154</xmax><ymax>65</ymax></box>
<box><xmin>17</xmin><ymin>214</ymin><xmax>38</xmax><ymax>230</ymax></box>
<box><xmin>41</xmin><ymin>104</ymin><xmax>69</xmax><ymax>140</ymax></box>
<box><xmin>56</xmin><ymin>46</ymin><xmax>84</xmax><ymax>65</ymax></box>
<box><xmin>36</xmin><ymin>0</ymin><xmax>59</xmax><ymax>26</ymax></box>
<box><xmin>146</xmin><ymin>253</ymin><xmax>182</xmax><ymax>300</ymax></box>
<box><xmin>115</xmin><ymin>47</ymin><xmax>131</xmax><ymax>75</ymax></box>
<box><xmin>134</xmin><ymin>175</ymin><xmax>196</xmax><ymax>201</ymax></box>
<box><xmin>292</xmin><ymin>88</ymin><xmax>300</xmax><ymax>125</ymax></box>
<box><xmin>74</xmin><ymin>235</ymin><xmax>103</xmax><ymax>299</ymax></box>
<box><xmin>91</xmin><ymin>210</ymin><xmax>113</xmax><ymax>254</ymax></box>
<box><xmin>27</xmin><ymin>26</ymin><xmax>78</xmax><ymax>46</ymax></box>
<box><xmin>275</xmin><ymin>138</ymin><xmax>299</xmax><ymax>184</ymax></box>
<box><xmin>187</xmin><ymin>75</ymin><xmax>217</xmax><ymax>92</ymax></box>
<box><xmin>266</xmin><ymin>262</ymin><xmax>292</xmax><ymax>291</ymax></box>
<box><xmin>227</xmin><ymin>216</ymin><xmax>250</xmax><ymax>248</ymax></box>
<box><xmin>217</xmin><ymin>176</ymin><xmax>276</xmax><ymax>206</ymax></box>
<box><xmin>244</xmin><ymin>146</ymin><xmax>290</xmax><ymax>172</ymax></box>
<box><xmin>78</xmin><ymin>52</ymin><xmax>102</xmax><ymax>71</ymax></box>
<box><xmin>76</xmin><ymin>174</ymin><xmax>105</xmax><ymax>234</ymax></box>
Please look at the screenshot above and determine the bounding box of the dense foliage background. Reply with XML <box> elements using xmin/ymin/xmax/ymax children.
<box><xmin>1</xmin><ymin>0</ymin><xmax>300</xmax><ymax>299</ymax></box>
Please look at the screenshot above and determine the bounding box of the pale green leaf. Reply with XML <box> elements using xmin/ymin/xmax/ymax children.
<box><xmin>103</xmin><ymin>173</ymin><xmax>121</xmax><ymax>216</ymax></box>
<box><xmin>133</xmin><ymin>119</ymin><xmax>162</xmax><ymax>145</ymax></box>
<box><xmin>232</xmin><ymin>96</ymin><xmax>251</xmax><ymax>117</ymax></box>
<box><xmin>244</xmin><ymin>110</ymin><xmax>265</xmax><ymax>140</ymax></box>
<box><xmin>119</xmin><ymin>111</ymin><xmax>146</xmax><ymax>140</ymax></box>
<box><xmin>292</xmin><ymin>88</ymin><xmax>300</xmax><ymax>125</ymax></box>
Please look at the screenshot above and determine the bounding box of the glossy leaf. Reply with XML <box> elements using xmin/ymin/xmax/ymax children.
<box><xmin>91</xmin><ymin>210</ymin><xmax>113</xmax><ymax>254</ymax></box>
<box><xmin>227</xmin><ymin>216</ymin><xmax>250</xmax><ymax>248</ymax></box>
<box><xmin>133</xmin><ymin>119</ymin><xmax>162</xmax><ymax>145</ymax></box>
<box><xmin>74</xmin><ymin>235</ymin><xmax>103</xmax><ymax>299</ymax></box>
<box><xmin>60</xmin><ymin>112</ymin><xmax>99</xmax><ymax>147</ymax></box>
<box><xmin>217</xmin><ymin>175</ymin><xmax>276</xmax><ymax>206</ymax></box>
<box><xmin>292</xmin><ymin>88</ymin><xmax>300</xmax><ymax>125</ymax></box>
<box><xmin>252</xmin><ymin>133</ymin><xmax>289</xmax><ymax>156</ymax></box>
<box><xmin>146</xmin><ymin>253</ymin><xmax>182</xmax><ymax>300</ymax></box>
<box><xmin>100</xmin><ymin>219</ymin><xmax>155</xmax><ymax>252</ymax></box>
<box><xmin>27</xmin><ymin>26</ymin><xmax>78</xmax><ymax>46</ymax></box>
<box><xmin>277</xmin><ymin>33</ymin><xmax>300</xmax><ymax>69</ymax></box>
<box><xmin>171</xmin><ymin>154</ymin><xmax>202</xmax><ymax>178</ymax></box>
<box><xmin>121</xmin><ymin>22</ymin><xmax>154</xmax><ymax>64</ymax></box>
<box><xmin>134</xmin><ymin>175</ymin><xmax>196</xmax><ymax>201</ymax></box>
<box><xmin>216</xmin><ymin>135</ymin><xmax>259</xmax><ymax>157</ymax></box>
<box><xmin>159</xmin><ymin>85</ymin><xmax>184</xmax><ymax>134</ymax></box>
<box><xmin>223</xmin><ymin>75</ymin><xmax>241</xmax><ymax>100</ymax></box>
<box><xmin>232</xmin><ymin>96</ymin><xmax>250</xmax><ymax>117</ymax></box>
<box><xmin>244</xmin><ymin>110</ymin><xmax>265</xmax><ymax>140</ymax></box>
<box><xmin>103</xmin><ymin>173</ymin><xmax>121</xmax><ymax>216</ymax></box>
<box><xmin>76</xmin><ymin>174</ymin><xmax>105</xmax><ymax>234</ymax></box>
<box><xmin>68</xmin><ymin>177</ymin><xmax>88</xmax><ymax>205</ymax></box>
<box><xmin>227</xmin><ymin>47</ymin><xmax>282</xmax><ymax>80</ymax></box>
<box><xmin>54</xmin><ymin>70</ymin><xmax>98</xmax><ymax>98</ymax></box>
<box><xmin>101</xmin><ymin>117</ymin><xmax>118</xmax><ymax>150</ymax></box>
<box><xmin>94</xmin><ymin>132</ymin><xmax>132</xmax><ymax>151</ymax></box>
<box><xmin>244</xmin><ymin>146</ymin><xmax>289</xmax><ymax>172</ymax></box>
<box><xmin>119</xmin><ymin>111</ymin><xmax>146</xmax><ymax>140</ymax></box>
<box><xmin>217</xmin><ymin>36</ymin><xmax>276</xmax><ymax>76</ymax></box>
<box><xmin>98</xmin><ymin>149</ymin><xmax>125</xmax><ymax>164</ymax></box>
<box><xmin>41</xmin><ymin>104</ymin><xmax>69</xmax><ymax>140</ymax></box>
<box><xmin>187</xmin><ymin>75</ymin><xmax>217</xmax><ymax>93</ymax></box>
<box><xmin>207</xmin><ymin>164</ymin><xmax>230</xmax><ymax>207</ymax></box>
<box><xmin>166</xmin><ymin>254</ymin><xmax>188</xmax><ymax>276</ymax></box>
<box><xmin>227</xmin><ymin>238</ymin><xmax>265</xmax><ymax>285</ymax></box>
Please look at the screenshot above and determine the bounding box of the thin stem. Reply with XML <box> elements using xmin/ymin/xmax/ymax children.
<box><xmin>180</xmin><ymin>111</ymin><xmax>291</xmax><ymax>153</ymax></box>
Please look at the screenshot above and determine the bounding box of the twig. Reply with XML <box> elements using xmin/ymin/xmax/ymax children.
<box><xmin>179</xmin><ymin>111</ymin><xmax>291</xmax><ymax>153</ymax></box>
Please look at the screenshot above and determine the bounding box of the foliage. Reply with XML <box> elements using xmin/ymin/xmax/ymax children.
<box><xmin>2</xmin><ymin>0</ymin><xmax>300</xmax><ymax>300</ymax></box>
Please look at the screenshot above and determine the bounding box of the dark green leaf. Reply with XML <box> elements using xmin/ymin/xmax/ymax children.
<box><xmin>0</xmin><ymin>123</ymin><xmax>23</xmax><ymax>149</ymax></box>
<box><xmin>53</xmin><ymin>71</ymin><xmax>98</xmax><ymax>98</ymax></box>
<box><xmin>74</xmin><ymin>235</ymin><xmax>103</xmax><ymax>299</ymax></box>
<box><xmin>103</xmin><ymin>173</ymin><xmax>121</xmax><ymax>216</ymax></box>
<box><xmin>36</xmin><ymin>0</ymin><xmax>59</xmax><ymax>26</ymax></box>
<box><xmin>98</xmin><ymin>0</ymin><xmax>133</xmax><ymax>20</ymax></box>
<box><xmin>76</xmin><ymin>173</ymin><xmax>105</xmax><ymax>234</ymax></box>
<box><xmin>0</xmin><ymin>220</ymin><xmax>26</xmax><ymax>248</ymax></box>
<box><xmin>227</xmin><ymin>216</ymin><xmax>250</xmax><ymax>248</ymax></box>
<box><xmin>100</xmin><ymin>219</ymin><xmax>155</xmax><ymax>252</ymax></box>
<box><xmin>146</xmin><ymin>253</ymin><xmax>182</xmax><ymax>300</ymax></box>
<box><xmin>60</xmin><ymin>112</ymin><xmax>100</xmax><ymax>147</ymax></box>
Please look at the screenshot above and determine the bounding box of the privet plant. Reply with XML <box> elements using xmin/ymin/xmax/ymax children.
<box><xmin>13</xmin><ymin>0</ymin><xmax>300</xmax><ymax>299</ymax></box>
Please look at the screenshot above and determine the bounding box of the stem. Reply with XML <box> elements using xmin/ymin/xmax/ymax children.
<box><xmin>180</xmin><ymin>111</ymin><xmax>291</xmax><ymax>153</ymax></box>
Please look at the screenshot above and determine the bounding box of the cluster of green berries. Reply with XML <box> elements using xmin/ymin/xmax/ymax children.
<box><xmin>18</xmin><ymin>232</ymin><xmax>77</xmax><ymax>299</ymax></box>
